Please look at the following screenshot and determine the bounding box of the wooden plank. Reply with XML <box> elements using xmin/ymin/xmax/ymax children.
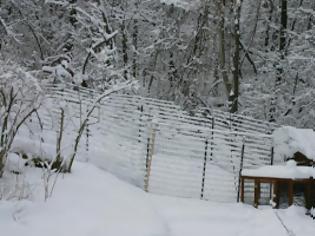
<box><xmin>241</xmin><ymin>177</ymin><xmax>245</xmax><ymax>202</ymax></box>
<box><xmin>254</xmin><ymin>179</ymin><xmax>260</xmax><ymax>208</ymax></box>
<box><xmin>288</xmin><ymin>180</ymin><xmax>294</xmax><ymax>206</ymax></box>
<box><xmin>305</xmin><ymin>180</ymin><xmax>312</xmax><ymax>209</ymax></box>
<box><xmin>144</xmin><ymin>128</ymin><xmax>156</xmax><ymax>192</ymax></box>
<box><xmin>273</xmin><ymin>181</ymin><xmax>279</xmax><ymax>208</ymax></box>
<box><xmin>242</xmin><ymin>176</ymin><xmax>313</xmax><ymax>182</ymax></box>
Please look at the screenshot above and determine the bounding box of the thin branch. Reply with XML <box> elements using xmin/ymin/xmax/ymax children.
<box><xmin>67</xmin><ymin>80</ymin><xmax>136</xmax><ymax>172</ymax></box>
<box><xmin>239</xmin><ymin>40</ymin><xmax>258</xmax><ymax>75</ymax></box>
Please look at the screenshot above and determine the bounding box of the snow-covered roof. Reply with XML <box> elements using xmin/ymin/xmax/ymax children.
<box><xmin>242</xmin><ymin>160</ymin><xmax>315</xmax><ymax>179</ymax></box>
<box><xmin>273</xmin><ymin>126</ymin><xmax>315</xmax><ymax>161</ymax></box>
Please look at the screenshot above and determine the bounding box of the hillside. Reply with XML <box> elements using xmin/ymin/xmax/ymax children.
<box><xmin>1</xmin><ymin>160</ymin><xmax>315</xmax><ymax>236</ymax></box>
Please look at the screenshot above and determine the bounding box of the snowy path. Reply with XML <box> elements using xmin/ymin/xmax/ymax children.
<box><xmin>150</xmin><ymin>195</ymin><xmax>315</xmax><ymax>236</ymax></box>
<box><xmin>1</xmin><ymin>162</ymin><xmax>314</xmax><ymax>236</ymax></box>
<box><xmin>150</xmin><ymin>195</ymin><xmax>290</xmax><ymax>236</ymax></box>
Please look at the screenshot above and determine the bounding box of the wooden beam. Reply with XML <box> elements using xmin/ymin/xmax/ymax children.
<box><xmin>144</xmin><ymin>128</ymin><xmax>156</xmax><ymax>192</ymax></box>
<box><xmin>305</xmin><ymin>180</ymin><xmax>312</xmax><ymax>209</ymax></box>
<box><xmin>241</xmin><ymin>177</ymin><xmax>245</xmax><ymax>203</ymax></box>
<box><xmin>288</xmin><ymin>180</ymin><xmax>293</xmax><ymax>206</ymax></box>
<box><xmin>254</xmin><ymin>179</ymin><xmax>260</xmax><ymax>208</ymax></box>
<box><xmin>272</xmin><ymin>181</ymin><xmax>279</xmax><ymax>209</ymax></box>
<box><xmin>241</xmin><ymin>175</ymin><xmax>312</xmax><ymax>183</ymax></box>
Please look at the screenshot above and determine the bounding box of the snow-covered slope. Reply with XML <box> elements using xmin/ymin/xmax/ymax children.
<box><xmin>1</xmin><ymin>162</ymin><xmax>315</xmax><ymax>236</ymax></box>
<box><xmin>0</xmin><ymin>162</ymin><xmax>168</xmax><ymax>236</ymax></box>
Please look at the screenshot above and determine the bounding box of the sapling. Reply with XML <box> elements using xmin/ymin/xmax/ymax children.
<box><xmin>0</xmin><ymin>65</ymin><xmax>42</xmax><ymax>177</ymax></box>
<box><xmin>66</xmin><ymin>80</ymin><xmax>136</xmax><ymax>172</ymax></box>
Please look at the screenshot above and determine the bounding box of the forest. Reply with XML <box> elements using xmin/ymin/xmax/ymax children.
<box><xmin>1</xmin><ymin>0</ymin><xmax>314</xmax><ymax>127</ymax></box>
<box><xmin>1</xmin><ymin>1</ymin><xmax>315</xmax><ymax>235</ymax></box>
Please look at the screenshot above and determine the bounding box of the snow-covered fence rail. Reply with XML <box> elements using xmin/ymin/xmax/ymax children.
<box><xmin>146</xmin><ymin>122</ymin><xmax>273</xmax><ymax>202</ymax></box>
<box><xmin>34</xmin><ymin>83</ymin><xmax>277</xmax><ymax>202</ymax></box>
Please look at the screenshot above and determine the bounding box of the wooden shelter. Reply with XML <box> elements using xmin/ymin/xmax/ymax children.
<box><xmin>240</xmin><ymin>163</ymin><xmax>315</xmax><ymax>209</ymax></box>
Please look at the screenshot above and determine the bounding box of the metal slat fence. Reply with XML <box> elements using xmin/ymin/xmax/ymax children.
<box><xmin>32</xmin><ymin>83</ymin><xmax>277</xmax><ymax>202</ymax></box>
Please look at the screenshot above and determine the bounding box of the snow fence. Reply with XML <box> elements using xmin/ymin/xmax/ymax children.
<box><xmin>27</xmin><ymin>83</ymin><xmax>279</xmax><ymax>203</ymax></box>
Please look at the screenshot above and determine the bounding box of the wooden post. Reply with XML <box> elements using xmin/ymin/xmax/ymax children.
<box><xmin>85</xmin><ymin>99</ymin><xmax>91</xmax><ymax>153</ymax></box>
<box><xmin>237</xmin><ymin>139</ymin><xmax>245</xmax><ymax>202</ymax></box>
<box><xmin>305</xmin><ymin>179</ymin><xmax>312</xmax><ymax>209</ymax></box>
<box><xmin>200</xmin><ymin>139</ymin><xmax>208</xmax><ymax>199</ymax></box>
<box><xmin>52</xmin><ymin>108</ymin><xmax>64</xmax><ymax>170</ymax></box>
<box><xmin>137</xmin><ymin>105</ymin><xmax>144</xmax><ymax>143</ymax></box>
<box><xmin>269</xmin><ymin>147</ymin><xmax>274</xmax><ymax>199</ymax></box>
<box><xmin>210</xmin><ymin>117</ymin><xmax>214</xmax><ymax>161</ymax></box>
<box><xmin>272</xmin><ymin>181</ymin><xmax>279</xmax><ymax>208</ymax></box>
<box><xmin>85</xmin><ymin>122</ymin><xmax>89</xmax><ymax>152</ymax></box>
<box><xmin>240</xmin><ymin>177</ymin><xmax>245</xmax><ymax>202</ymax></box>
<box><xmin>254</xmin><ymin>179</ymin><xmax>260</xmax><ymax>208</ymax></box>
<box><xmin>144</xmin><ymin>127</ymin><xmax>156</xmax><ymax>192</ymax></box>
<box><xmin>288</xmin><ymin>180</ymin><xmax>293</xmax><ymax>206</ymax></box>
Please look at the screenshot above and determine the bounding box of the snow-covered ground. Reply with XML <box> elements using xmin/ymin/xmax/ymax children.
<box><xmin>1</xmin><ymin>162</ymin><xmax>314</xmax><ymax>236</ymax></box>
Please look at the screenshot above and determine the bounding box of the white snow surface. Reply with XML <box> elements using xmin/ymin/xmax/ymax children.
<box><xmin>1</xmin><ymin>161</ymin><xmax>315</xmax><ymax>236</ymax></box>
<box><xmin>0</xmin><ymin>162</ymin><xmax>167</xmax><ymax>236</ymax></box>
<box><xmin>242</xmin><ymin>160</ymin><xmax>315</xmax><ymax>179</ymax></box>
<box><xmin>273</xmin><ymin>126</ymin><xmax>315</xmax><ymax>161</ymax></box>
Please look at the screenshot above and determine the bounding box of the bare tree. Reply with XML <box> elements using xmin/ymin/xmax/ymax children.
<box><xmin>0</xmin><ymin>62</ymin><xmax>41</xmax><ymax>177</ymax></box>
<box><xmin>66</xmin><ymin>80</ymin><xmax>136</xmax><ymax>172</ymax></box>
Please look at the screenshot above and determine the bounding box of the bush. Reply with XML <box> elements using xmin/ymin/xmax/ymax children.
<box><xmin>0</xmin><ymin>61</ymin><xmax>42</xmax><ymax>177</ymax></box>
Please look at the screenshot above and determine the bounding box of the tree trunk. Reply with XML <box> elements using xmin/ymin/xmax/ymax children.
<box><xmin>307</xmin><ymin>1</ymin><xmax>315</xmax><ymax>30</ymax></box>
<box><xmin>132</xmin><ymin>19</ymin><xmax>138</xmax><ymax>79</ymax></box>
<box><xmin>121</xmin><ymin>20</ymin><xmax>128</xmax><ymax>80</ymax></box>
<box><xmin>264</xmin><ymin>0</ymin><xmax>274</xmax><ymax>48</ymax></box>
<box><xmin>279</xmin><ymin>0</ymin><xmax>287</xmax><ymax>53</ymax></box>
<box><xmin>217</xmin><ymin>0</ymin><xmax>232</xmax><ymax>98</ymax></box>
<box><xmin>231</xmin><ymin>0</ymin><xmax>242</xmax><ymax>113</ymax></box>
<box><xmin>269</xmin><ymin>0</ymin><xmax>287</xmax><ymax>122</ymax></box>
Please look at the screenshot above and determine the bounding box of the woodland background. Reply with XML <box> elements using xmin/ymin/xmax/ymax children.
<box><xmin>0</xmin><ymin>0</ymin><xmax>314</xmax><ymax>128</ymax></box>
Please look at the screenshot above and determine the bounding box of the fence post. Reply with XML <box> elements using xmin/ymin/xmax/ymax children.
<box><xmin>210</xmin><ymin>117</ymin><xmax>214</xmax><ymax>161</ymax></box>
<box><xmin>85</xmin><ymin>91</ymin><xmax>92</xmax><ymax>153</ymax></box>
<box><xmin>200</xmin><ymin>139</ymin><xmax>209</xmax><ymax>199</ymax></box>
<box><xmin>144</xmin><ymin>126</ymin><xmax>156</xmax><ymax>192</ymax></box>
<box><xmin>85</xmin><ymin>120</ymin><xmax>90</xmax><ymax>152</ymax></box>
<box><xmin>54</xmin><ymin>108</ymin><xmax>64</xmax><ymax>170</ymax></box>
<box><xmin>269</xmin><ymin>146</ymin><xmax>274</xmax><ymax>199</ymax></box>
<box><xmin>237</xmin><ymin>137</ymin><xmax>245</xmax><ymax>202</ymax></box>
<box><xmin>138</xmin><ymin>105</ymin><xmax>144</xmax><ymax>143</ymax></box>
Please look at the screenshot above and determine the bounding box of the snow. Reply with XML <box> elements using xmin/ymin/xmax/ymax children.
<box><xmin>160</xmin><ymin>0</ymin><xmax>201</xmax><ymax>10</ymax></box>
<box><xmin>1</xmin><ymin>119</ymin><xmax>315</xmax><ymax>236</ymax></box>
<box><xmin>0</xmin><ymin>162</ymin><xmax>167</xmax><ymax>236</ymax></box>
<box><xmin>1</xmin><ymin>161</ymin><xmax>315</xmax><ymax>236</ymax></box>
<box><xmin>273</xmin><ymin>126</ymin><xmax>315</xmax><ymax>161</ymax></box>
<box><xmin>151</xmin><ymin>195</ymin><xmax>309</xmax><ymax>236</ymax></box>
<box><xmin>242</xmin><ymin>160</ymin><xmax>315</xmax><ymax>179</ymax></box>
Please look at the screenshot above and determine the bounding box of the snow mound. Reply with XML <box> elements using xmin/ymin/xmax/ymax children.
<box><xmin>0</xmin><ymin>162</ymin><xmax>169</xmax><ymax>236</ymax></box>
<box><xmin>1</xmin><ymin>162</ymin><xmax>315</xmax><ymax>236</ymax></box>
<box><xmin>273</xmin><ymin>126</ymin><xmax>315</xmax><ymax>161</ymax></box>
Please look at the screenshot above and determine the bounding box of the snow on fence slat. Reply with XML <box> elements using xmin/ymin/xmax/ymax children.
<box><xmin>35</xmin><ymin>83</ymin><xmax>276</xmax><ymax>202</ymax></box>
